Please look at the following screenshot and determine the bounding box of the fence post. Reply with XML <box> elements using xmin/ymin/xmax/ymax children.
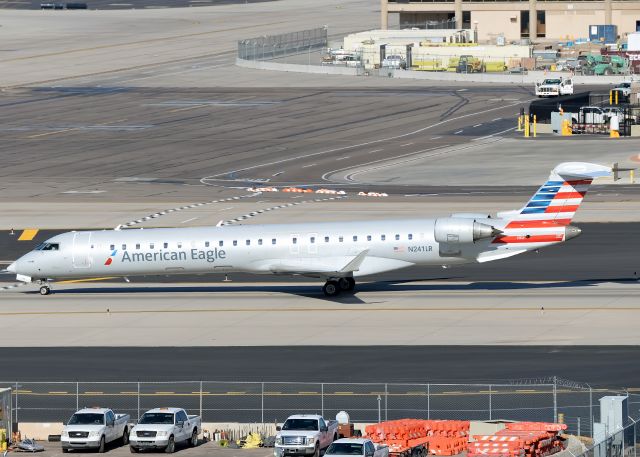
<box><xmin>76</xmin><ymin>382</ymin><xmax>79</xmax><ymax>411</ymax></box>
<box><xmin>427</xmin><ymin>384</ymin><xmax>430</xmax><ymax>420</ymax></box>
<box><xmin>489</xmin><ymin>385</ymin><xmax>492</xmax><ymax>421</ymax></box>
<box><xmin>553</xmin><ymin>377</ymin><xmax>558</xmax><ymax>423</ymax></box>
<box><xmin>137</xmin><ymin>382</ymin><xmax>140</xmax><ymax>421</ymax></box>
<box><xmin>199</xmin><ymin>381</ymin><xmax>203</xmax><ymax>421</ymax></box>
<box><xmin>385</xmin><ymin>384</ymin><xmax>388</xmax><ymax>421</ymax></box>
<box><xmin>14</xmin><ymin>381</ymin><xmax>18</xmax><ymax>424</ymax></box>
<box><xmin>590</xmin><ymin>387</ymin><xmax>594</xmax><ymax>437</ymax></box>
<box><xmin>321</xmin><ymin>383</ymin><xmax>324</xmax><ymax>417</ymax></box>
<box><xmin>578</xmin><ymin>417</ymin><xmax>581</xmax><ymax>437</ymax></box>
<box><xmin>261</xmin><ymin>382</ymin><xmax>265</xmax><ymax>424</ymax></box>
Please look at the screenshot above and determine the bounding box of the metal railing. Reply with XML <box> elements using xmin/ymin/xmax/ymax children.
<box><xmin>3</xmin><ymin>379</ymin><xmax>639</xmax><ymax>434</ymax></box>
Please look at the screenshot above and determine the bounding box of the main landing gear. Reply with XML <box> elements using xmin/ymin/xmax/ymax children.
<box><xmin>322</xmin><ymin>277</ymin><xmax>356</xmax><ymax>297</ymax></box>
<box><xmin>37</xmin><ymin>280</ymin><xmax>51</xmax><ymax>296</ymax></box>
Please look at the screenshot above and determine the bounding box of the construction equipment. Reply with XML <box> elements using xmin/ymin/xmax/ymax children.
<box><xmin>581</xmin><ymin>54</ymin><xmax>629</xmax><ymax>75</ymax></box>
<box><xmin>456</xmin><ymin>55</ymin><xmax>484</xmax><ymax>73</ymax></box>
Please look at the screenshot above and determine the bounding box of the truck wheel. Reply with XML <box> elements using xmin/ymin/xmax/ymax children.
<box><xmin>129</xmin><ymin>446</ymin><xmax>139</xmax><ymax>453</ymax></box>
<box><xmin>98</xmin><ymin>436</ymin><xmax>106</xmax><ymax>453</ymax></box>
<box><xmin>189</xmin><ymin>429</ymin><xmax>198</xmax><ymax>447</ymax></box>
<box><xmin>165</xmin><ymin>436</ymin><xmax>175</xmax><ymax>454</ymax></box>
<box><xmin>313</xmin><ymin>443</ymin><xmax>320</xmax><ymax>457</ymax></box>
<box><xmin>62</xmin><ymin>448</ymin><xmax>69</xmax><ymax>454</ymax></box>
<box><xmin>122</xmin><ymin>427</ymin><xmax>130</xmax><ymax>446</ymax></box>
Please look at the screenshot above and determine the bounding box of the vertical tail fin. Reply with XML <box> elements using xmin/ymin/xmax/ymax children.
<box><xmin>500</xmin><ymin>162</ymin><xmax>611</xmax><ymax>228</ymax></box>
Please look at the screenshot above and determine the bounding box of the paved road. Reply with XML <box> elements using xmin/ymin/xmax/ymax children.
<box><xmin>2</xmin><ymin>223</ymin><xmax>639</xmax><ymax>282</ymax></box>
<box><xmin>2</xmin><ymin>347</ymin><xmax>639</xmax><ymax>424</ymax></box>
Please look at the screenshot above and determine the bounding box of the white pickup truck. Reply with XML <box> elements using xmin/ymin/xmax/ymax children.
<box><xmin>535</xmin><ymin>77</ymin><xmax>574</xmax><ymax>97</ymax></box>
<box><xmin>276</xmin><ymin>415</ymin><xmax>339</xmax><ymax>457</ymax></box>
<box><xmin>325</xmin><ymin>439</ymin><xmax>389</xmax><ymax>457</ymax></box>
<box><xmin>129</xmin><ymin>408</ymin><xmax>201</xmax><ymax>453</ymax></box>
<box><xmin>61</xmin><ymin>407</ymin><xmax>131</xmax><ymax>453</ymax></box>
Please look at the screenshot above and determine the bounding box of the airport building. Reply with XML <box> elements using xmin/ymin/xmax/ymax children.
<box><xmin>381</xmin><ymin>0</ymin><xmax>640</xmax><ymax>42</ymax></box>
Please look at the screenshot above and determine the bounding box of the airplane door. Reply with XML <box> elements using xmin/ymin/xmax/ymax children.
<box><xmin>290</xmin><ymin>234</ymin><xmax>300</xmax><ymax>255</ymax></box>
<box><xmin>72</xmin><ymin>232</ymin><xmax>92</xmax><ymax>268</ymax></box>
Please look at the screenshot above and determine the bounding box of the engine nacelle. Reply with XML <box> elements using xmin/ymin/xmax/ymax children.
<box><xmin>434</xmin><ymin>217</ymin><xmax>498</xmax><ymax>244</ymax></box>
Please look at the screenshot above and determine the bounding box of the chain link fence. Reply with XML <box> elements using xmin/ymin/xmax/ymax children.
<box><xmin>237</xmin><ymin>27</ymin><xmax>328</xmax><ymax>62</ymax></box>
<box><xmin>3</xmin><ymin>379</ymin><xmax>639</xmax><ymax>436</ymax></box>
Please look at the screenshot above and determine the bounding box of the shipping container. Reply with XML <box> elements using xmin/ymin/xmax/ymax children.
<box><xmin>589</xmin><ymin>25</ymin><xmax>618</xmax><ymax>44</ymax></box>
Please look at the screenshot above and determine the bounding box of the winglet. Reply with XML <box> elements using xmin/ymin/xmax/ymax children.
<box><xmin>339</xmin><ymin>250</ymin><xmax>369</xmax><ymax>273</ymax></box>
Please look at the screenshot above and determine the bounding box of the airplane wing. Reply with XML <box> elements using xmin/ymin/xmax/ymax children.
<box><xmin>269</xmin><ymin>250</ymin><xmax>369</xmax><ymax>277</ymax></box>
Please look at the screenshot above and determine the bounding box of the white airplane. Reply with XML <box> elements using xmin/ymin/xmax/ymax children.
<box><xmin>6</xmin><ymin>162</ymin><xmax>611</xmax><ymax>297</ymax></box>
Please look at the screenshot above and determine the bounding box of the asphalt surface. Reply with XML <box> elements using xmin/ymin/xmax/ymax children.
<box><xmin>2</xmin><ymin>347</ymin><xmax>639</xmax><ymax>424</ymax></box>
<box><xmin>1</xmin><ymin>0</ymin><xmax>277</xmax><ymax>10</ymax></box>
<box><xmin>2</xmin><ymin>223</ymin><xmax>639</xmax><ymax>282</ymax></box>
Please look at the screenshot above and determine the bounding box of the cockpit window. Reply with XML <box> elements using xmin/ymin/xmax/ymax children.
<box><xmin>36</xmin><ymin>243</ymin><xmax>60</xmax><ymax>251</ymax></box>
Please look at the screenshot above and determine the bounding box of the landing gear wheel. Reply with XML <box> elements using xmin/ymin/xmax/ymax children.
<box><xmin>338</xmin><ymin>278</ymin><xmax>356</xmax><ymax>292</ymax></box>
<box><xmin>39</xmin><ymin>285</ymin><xmax>51</xmax><ymax>296</ymax></box>
<box><xmin>323</xmin><ymin>280</ymin><xmax>340</xmax><ymax>297</ymax></box>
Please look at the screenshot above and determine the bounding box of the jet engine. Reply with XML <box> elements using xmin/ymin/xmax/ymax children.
<box><xmin>434</xmin><ymin>217</ymin><xmax>500</xmax><ymax>244</ymax></box>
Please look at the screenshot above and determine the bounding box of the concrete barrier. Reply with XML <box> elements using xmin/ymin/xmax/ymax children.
<box><xmin>236</xmin><ymin>58</ymin><xmax>630</xmax><ymax>85</ymax></box>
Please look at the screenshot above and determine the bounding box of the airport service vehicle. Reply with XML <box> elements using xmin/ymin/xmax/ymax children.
<box><xmin>325</xmin><ymin>439</ymin><xmax>389</xmax><ymax>457</ymax></box>
<box><xmin>6</xmin><ymin>162</ymin><xmax>611</xmax><ymax>297</ymax></box>
<box><xmin>456</xmin><ymin>55</ymin><xmax>483</xmax><ymax>73</ymax></box>
<box><xmin>275</xmin><ymin>415</ymin><xmax>339</xmax><ymax>457</ymax></box>
<box><xmin>535</xmin><ymin>78</ymin><xmax>574</xmax><ymax>97</ymax></box>
<box><xmin>129</xmin><ymin>408</ymin><xmax>200</xmax><ymax>453</ymax></box>
<box><xmin>61</xmin><ymin>408</ymin><xmax>130</xmax><ymax>453</ymax></box>
<box><xmin>381</xmin><ymin>55</ymin><xmax>406</xmax><ymax>70</ymax></box>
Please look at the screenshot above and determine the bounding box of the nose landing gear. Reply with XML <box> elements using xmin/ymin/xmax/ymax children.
<box><xmin>322</xmin><ymin>277</ymin><xmax>356</xmax><ymax>297</ymax></box>
<box><xmin>37</xmin><ymin>280</ymin><xmax>51</xmax><ymax>296</ymax></box>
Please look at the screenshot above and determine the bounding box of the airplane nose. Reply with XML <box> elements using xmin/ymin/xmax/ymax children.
<box><xmin>564</xmin><ymin>225</ymin><xmax>582</xmax><ymax>241</ymax></box>
<box><xmin>6</xmin><ymin>261</ymin><xmax>17</xmax><ymax>273</ymax></box>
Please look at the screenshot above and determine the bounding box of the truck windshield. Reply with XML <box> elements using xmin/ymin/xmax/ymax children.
<box><xmin>68</xmin><ymin>413</ymin><xmax>104</xmax><ymax>425</ymax></box>
<box><xmin>543</xmin><ymin>79</ymin><xmax>561</xmax><ymax>85</ymax></box>
<box><xmin>326</xmin><ymin>443</ymin><xmax>364</xmax><ymax>455</ymax></box>
<box><xmin>138</xmin><ymin>413</ymin><xmax>175</xmax><ymax>424</ymax></box>
<box><xmin>282</xmin><ymin>419</ymin><xmax>318</xmax><ymax>431</ymax></box>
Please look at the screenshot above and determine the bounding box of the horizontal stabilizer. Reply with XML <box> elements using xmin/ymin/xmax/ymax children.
<box><xmin>553</xmin><ymin>162</ymin><xmax>612</xmax><ymax>178</ymax></box>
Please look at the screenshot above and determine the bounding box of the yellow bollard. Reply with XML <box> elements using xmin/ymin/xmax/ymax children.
<box><xmin>524</xmin><ymin>115</ymin><xmax>530</xmax><ymax>137</ymax></box>
<box><xmin>631</xmin><ymin>170</ymin><xmax>635</xmax><ymax>184</ymax></box>
<box><xmin>533</xmin><ymin>115</ymin><xmax>537</xmax><ymax>137</ymax></box>
<box><xmin>616</xmin><ymin>90</ymin><xmax>619</xmax><ymax>105</ymax></box>
<box><xmin>517</xmin><ymin>115</ymin><xmax>523</xmax><ymax>131</ymax></box>
<box><xmin>610</xmin><ymin>90</ymin><xmax>613</xmax><ymax>105</ymax></box>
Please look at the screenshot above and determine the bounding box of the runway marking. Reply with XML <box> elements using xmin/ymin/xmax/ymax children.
<box><xmin>181</xmin><ymin>217</ymin><xmax>199</xmax><ymax>224</ymax></box>
<box><xmin>155</xmin><ymin>391</ymin><xmax>175</xmax><ymax>394</ymax></box>
<box><xmin>336</xmin><ymin>156</ymin><xmax>350</xmax><ymax>161</ymax></box>
<box><xmin>18</xmin><ymin>229</ymin><xmax>39</xmax><ymax>241</ymax></box>
<box><xmin>48</xmin><ymin>391</ymin><xmax>69</xmax><ymax>395</ymax></box>
<box><xmin>454</xmin><ymin>130</ymin><xmax>464</xmax><ymax>135</ymax></box>
<box><xmin>202</xmin><ymin>99</ymin><xmax>534</xmax><ymax>184</ymax></box>
<box><xmin>27</xmin><ymin>128</ymin><xmax>75</xmax><ymax>139</ymax></box>
<box><xmin>400</xmin><ymin>142</ymin><xmax>414</xmax><ymax>147</ymax></box>
<box><xmin>84</xmin><ymin>391</ymin><xmax>104</xmax><ymax>395</ymax></box>
<box><xmin>226</xmin><ymin>391</ymin><xmax>246</xmax><ymax>395</ymax></box>
<box><xmin>472</xmin><ymin>127</ymin><xmax>517</xmax><ymax>142</ymax></box>
<box><xmin>301</xmin><ymin>164</ymin><xmax>316</xmax><ymax>168</ymax></box>
<box><xmin>473</xmin><ymin>124</ymin><xmax>482</xmax><ymax>128</ymax></box>
<box><xmin>430</xmin><ymin>136</ymin><xmax>442</xmax><ymax>140</ymax></box>
<box><xmin>492</xmin><ymin>118</ymin><xmax>502</xmax><ymax>122</ymax></box>
<box><xmin>58</xmin><ymin>277</ymin><xmax>118</xmax><ymax>284</ymax></box>
<box><xmin>2</xmin><ymin>306</ymin><xmax>640</xmax><ymax>317</ymax></box>
<box><xmin>368</xmin><ymin>149</ymin><xmax>383</xmax><ymax>154</ymax></box>
<box><xmin>456</xmin><ymin>89</ymin><xmax>468</xmax><ymax>92</ymax></box>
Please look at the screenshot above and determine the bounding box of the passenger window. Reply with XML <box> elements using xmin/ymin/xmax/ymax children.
<box><xmin>325</xmin><ymin>236</ymin><xmax>330</xmax><ymax>243</ymax></box>
<box><xmin>258</xmin><ymin>239</ymin><xmax>263</xmax><ymax>245</ymax></box>
<box><xmin>246</xmin><ymin>240</ymin><xmax>250</xmax><ymax>246</ymax></box>
<box><xmin>272</xmin><ymin>239</ymin><xmax>276</xmax><ymax>245</ymax></box>
<box><xmin>381</xmin><ymin>235</ymin><xmax>386</xmax><ymax>241</ymax></box>
<box><xmin>310</xmin><ymin>237</ymin><xmax>315</xmax><ymax>244</ymax></box>
<box><xmin>367</xmin><ymin>235</ymin><xmax>372</xmax><ymax>241</ymax></box>
<box><xmin>293</xmin><ymin>237</ymin><xmax>297</xmax><ymax>244</ymax></box>
<box><xmin>395</xmin><ymin>234</ymin><xmax>400</xmax><ymax>241</ymax></box>
<box><xmin>164</xmin><ymin>243</ymin><xmax>168</xmax><ymax>248</ymax></box>
<box><xmin>219</xmin><ymin>241</ymin><xmax>224</xmax><ymax>247</ymax></box>
<box><xmin>122</xmin><ymin>244</ymin><xmax>126</xmax><ymax>250</ymax></box>
<box><xmin>353</xmin><ymin>236</ymin><xmax>358</xmax><ymax>242</ymax></box>
<box><xmin>90</xmin><ymin>244</ymin><xmax>94</xmax><ymax>249</ymax></box>
<box><xmin>136</xmin><ymin>244</ymin><xmax>140</xmax><ymax>249</ymax></box>
<box><xmin>110</xmin><ymin>244</ymin><xmax>115</xmax><ymax>251</ymax></box>
<box><xmin>339</xmin><ymin>236</ymin><xmax>344</xmax><ymax>242</ymax></box>
<box><xmin>150</xmin><ymin>243</ymin><xmax>154</xmax><ymax>249</ymax></box>
<box><xmin>177</xmin><ymin>242</ymin><xmax>182</xmax><ymax>248</ymax></box>
<box><xmin>408</xmin><ymin>234</ymin><xmax>413</xmax><ymax>240</ymax></box>
<box><xmin>233</xmin><ymin>240</ymin><xmax>238</xmax><ymax>246</ymax></box>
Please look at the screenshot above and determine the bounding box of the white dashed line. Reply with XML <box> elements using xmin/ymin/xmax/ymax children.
<box><xmin>492</xmin><ymin>118</ymin><xmax>502</xmax><ymax>122</ymax></box>
<box><xmin>473</xmin><ymin>124</ymin><xmax>482</xmax><ymax>128</ymax></box>
<box><xmin>336</xmin><ymin>156</ymin><xmax>350</xmax><ymax>161</ymax></box>
<box><xmin>400</xmin><ymin>142</ymin><xmax>414</xmax><ymax>147</ymax></box>
<box><xmin>454</xmin><ymin>130</ymin><xmax>464</xmax><ymax>135</ymax></box>
<box><xmin>431</xmin><ymin>136</ymin><xmax>442</xmax><ymax>140</ymax></box>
